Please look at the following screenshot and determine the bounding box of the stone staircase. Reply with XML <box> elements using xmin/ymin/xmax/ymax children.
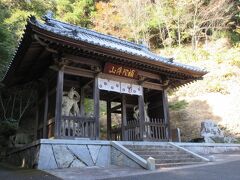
<box><xmin>123</xmin><ymin>143</ymin><xmax>206</xmax><ymax>168</ymax></box>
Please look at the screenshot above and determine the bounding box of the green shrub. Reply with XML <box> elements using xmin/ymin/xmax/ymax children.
<box><xmin>215</xmin><ymin>53</ymin><xmax>224</xmax><ymax>64</ymax></box>
<box><xmin>229</xmin><ymin>32</ymin><xmax>240</xmax><ymax>45</ymax></box>
<box><xmin>211</xmin><ymin>31</ymin><xmax>228</xmax><ymax>40</ymax></box>
<box><xmin>231</xmin><ymin>59</ymin><xmax>240</xmax><ymax>68</ymax></box>
<box><xmin>169</xmin><ymin>100</ymin><xmax>188</xmax><ymax>111</ymax></box>
<box><xmin>222</xmin><ymin>71</ymin><xmax>236</xmax><ymax>79</ymax></box>
<box><xmin>0</xmin><ymin>120</ymin><xmax>18</xmax><ymax>147</ymax></box>
<box><xmin>0</xmin><ymin>120</ymin><xmax>17</xmax><ymax>137</ymax></box>
<box><xmin>206</xmin><ymin>82</ymin><xmax>229</xmax><ymax>94</ymax></box>
<box><xmin>212</xmin><ymin>30</ymin><xmax>240</xmax><ymax>45</ymax></box>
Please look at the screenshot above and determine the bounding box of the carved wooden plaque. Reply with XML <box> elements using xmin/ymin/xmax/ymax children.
<box><xmin>104</xmin><ymin>63</ymin><xmax>138</xmax><ymax>79</ymax></box>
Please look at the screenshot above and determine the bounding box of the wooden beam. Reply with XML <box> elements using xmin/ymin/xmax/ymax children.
<box><xmin>64</xmin><ymin>66</ymin><xmax>95</xmax><ymax>78</ymax></box>
<box><xmin>62</xmin><ymin>54</ymin><xmax>102</xmax><ymax>67</ymax></box>
<box><xmin>62</xmin><ymin>79</ymin><xmax>93</xmax><ymax>90</ymax></box>
<box><xmin>54</xmin><ymin>69</ymin><xmax>64</xmax><ymax>138</ymax></box>
<box><xmin>38</xmin><ymin>85</ymin><xmax>56</xmax><ymax>105</ymax></box>
<box><xmin>112</xmin><ymin>110</ymin><xmax>121</xmax><ymax>114</ymax></box>
<box><xmin>126</xmin><ymin>104</ymin><xmax>136</xmax><ymax>108</ymax></box>
<box><xmin>94</xmin><ymin>76</ymin><xmax>100</xmax><ymax>139</ymax></box>
<box><xmin>34</xmin><ymin>32</ymin><xmax>206</xmax><ymax>79</ymax></box>
<box><xmin>99</xmin><ymin>73</ymin><xmax>138</xmax><ymax>84</ymax></box>
<box><xmin>64</xmin><ymin>55</ymin><xmax>161</xmax><ymax>81</ymax></box>
<box><xmin>82</xmin><ymin>79</ymin><xmax>93</xmax><ymax>89</ymax></box>
<box><xmin>110</xmin><ymin>104</ymin><xmax>121</xmax><ymax>113</ymax></box>
<box><xmin>109</xmin><ymin>93</ymin><xmax>121</xmax><ymax>102</ymax></box>
<box><xmin>162</xmin><ymin>89</ymin><xmax>171</xmax><ymax>141</ymax></box>
<box><xmin>64</xmin><ymin>53</ymin><xmax>167</xmax><ymax>81</ymax></box>
<box><xmin>43</xmin><ymin>82</ymin><xmax>49</xmax><ymax>138</ymax></box>
<box><xmin>142</xmin><ymin>81</ymin><xmax>163</xmax><ymax>91</ymax></box>
<box><xmin>64</xmin><ymin>79</ymin><xmax>81</xmax><ymax>89</ymax></box>
<box><xmin>138</xmin><ymin>70</ymin><xmax>161</xmax><ymax>80</ymax></box>
<box><xmin>121</xmin><ymin>94</ymin><xmax>127</xmax><ymax>141</ymax></box>
<box><xmin>99</xmin><ymin>73</ymin><xmax>163</xmax><ymax>91</ymax></box>
<box><xmin>107</xmin><ymin>100</ymin><xmax>111</xmax><ymax>140</ymax></box>
<box><xmin>56</xmin><ymin>67</ymin><xmax>163</xmax><ymax>92</ymax></box>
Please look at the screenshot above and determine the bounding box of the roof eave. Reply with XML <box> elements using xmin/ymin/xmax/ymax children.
<box><xmin>29</xmin><ymin>22</ymin><xmax>206</xmax><ymax>79</ymax></box>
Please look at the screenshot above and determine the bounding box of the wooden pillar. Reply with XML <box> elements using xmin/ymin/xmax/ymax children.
<box><xmin>54</xmin><ymin>69</ymin><xmax>64</xmax><ymax>138</ymax></box>
<box><xmin>138</xmin><ymin>94</ymin><xmax>145</xmax><ymax>141</ymax></box>
<box><xmin>80</xmin><ymin>87</ymin><xmax>85</xmax><ymax>116</ymax></box>
<box><xmin>43</xmin><ymin>82</ymin><xmax>49</xmax><ymax>138</ymax></box>
<box><xmin>34</xmin><ymin>92</ymin><xmax>39</xmax><ymax>140</ymax></box>
<box><xmin>107</xmin><ymin>100</ymin><xmax>111</xmax><ymax>140</ymax></box>
<box><xmin>94</xmin><ymin>77</ymin><xmax>100</xmax><ymax>139</ymax></box>
<box><xmin>162</xmin><ymin>89</ymin><xmax>172</xmax><ymax>141</ymax></box>
<box><xmin>121</xmin><ymin>94</ymin><xmax>127</xmax><ymax>141</ymax></box>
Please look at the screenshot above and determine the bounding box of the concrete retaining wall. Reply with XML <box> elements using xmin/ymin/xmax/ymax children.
<box><xmin>176</xmin><ymin>143</ymin><xmax>240</xmax><ymax>155</ymax></box>
<box><xmin>6</xmin><ymin>142</ymin><xmax>40</xmax><ymax>168</ymax></box>
<box><xmin>7</xmin><ymin>140</ymin><xmax>240</xmax><ymax>170</ymax></box>
<box><xmin>6</xmin><ymin>139</ymin><xmax>145</xmax><ymax>170</ymax></box>
<box><xmin>111</xmin><ymin>141</ymin><xmax>148</xmax><ymax>169</ymax></box>
<box><xmin>38</xmin><ymin>140</ymin><xmax>111</xmax><ymax>169</ymax></box>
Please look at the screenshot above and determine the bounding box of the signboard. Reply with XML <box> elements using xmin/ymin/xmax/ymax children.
<box><xmin>104</xmin><ymin>63</ymin><xmax>138</xmax><ymax>79</ymax></box>
<box><xmin>98</xmin><ymin>78</ymin><xmax>143</xmax><ymax>96</ymax></box>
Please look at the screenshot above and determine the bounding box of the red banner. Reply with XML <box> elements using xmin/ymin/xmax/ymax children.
<box><xmin>104</xmin><ymin>63</ymin><xmax>138</xmax><ymax>79</ymax></box>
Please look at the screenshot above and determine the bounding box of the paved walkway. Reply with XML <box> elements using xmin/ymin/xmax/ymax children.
<box><xmin>106</xmin><ymin>154</ymin><xmax>240</xmax><ymax>180</ymax></box>
<box><xmin>46</xmin><ymin>166</ymin><xmax>149</xmax><ymax>180</ymax></box>
<box><xmin>45</xmin><ymin>152</ymin><xmax>240</xmax><ymax>180</ymax></box>
<box><xmin>1</xmin><ymin>152</ymin><xmax>240</xmax><ymax>180</ymax></box>
<box><xmin>0</xmin><ymin>163</ymin><xmax>60</xmax><ymax>180</ymax></box>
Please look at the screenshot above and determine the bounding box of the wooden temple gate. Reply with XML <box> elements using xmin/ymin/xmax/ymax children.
<box><xmin>2</xmin><ymin>14</ymin><xmax>206</xmax><ymax>143</ymax></box>
<box><xmin>49</xmin><ymin>63</ymin><xmax>171</xmax><ymax>141</ymax></box>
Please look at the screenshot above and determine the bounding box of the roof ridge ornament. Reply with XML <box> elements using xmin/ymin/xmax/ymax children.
<box><xmin>29</xmin><ymin>15</ymin><xmax>37</xmax><ymax>23</ymax></box>
<box><xmin>42</xmin><ymin>10</ymin><xmax>54</xmax><ymax>21</ymax></box>
<box><xmin>168</xmin><ymin>57</ymin><xmax>174</xmax><ymax>63</ymax></box>
<box><xmin>139</xmin><ymin>39</ymin><xmax>149</xmax><ymax>50</ymax></box>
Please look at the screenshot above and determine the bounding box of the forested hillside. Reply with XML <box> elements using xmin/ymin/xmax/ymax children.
<box><xmin>0</xmin><ymin>0</ymin><xmax>240</xmax><ymax>141</ymax></box>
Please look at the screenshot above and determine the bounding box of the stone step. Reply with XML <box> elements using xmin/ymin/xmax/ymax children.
<box><xmin>154</xmin><ymin>158</ymin><xmax>201</xmax><ymax>164</ymax></box>
<box><xmin>124</xmin><ymin>145</ymin><xmax>175</xmax><ymax>150</ymax></box>
<box><xmin>124</xmin><ymin>144</ymin><xmax>174</xmax><ymax>147</ymax></box>
<box><xmin>155</xmin><ymin>161</ymin><xmax>205</xmax><ymax>168</ymax></box>
<box><xmin>140</xmin><ymin>154</ymin><xmax>195</xmax><ymax>160</ymax></box>
<box><xmin>131</xmin><ymin>150</ymin><xmax>186</xmax><ymax>155</ymax></box>
<box><xmin>124</xmin><ymin>144</ymin><xmax>204</xmax><ymax>168</ymax></box>
<box><xmin>126</xmin><ymin>147</ymin><xmax>177</xmax><ymax>152</ymax></box>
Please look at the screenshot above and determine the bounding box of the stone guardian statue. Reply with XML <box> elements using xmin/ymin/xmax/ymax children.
<box><xmin>62</xmin><ymin>87</ymin><xmax>80</xmax><ymax>116</ymax></box>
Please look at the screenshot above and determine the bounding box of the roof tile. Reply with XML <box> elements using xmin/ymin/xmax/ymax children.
<box><xmin>30</xmin><ymin>15</ymin><xmax>206</xmax><ymax>74</ymax></box>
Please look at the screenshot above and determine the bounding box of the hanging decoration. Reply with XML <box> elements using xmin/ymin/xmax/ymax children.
<box><xmin>98</xmin><ymin>78</ymin><xmax>143</xmax><ymax>96</ymax></box>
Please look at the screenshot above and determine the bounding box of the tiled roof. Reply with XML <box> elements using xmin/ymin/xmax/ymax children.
<box><xmin>29</xmin><ymin>13</ymin><xmax>206</xmax><ymax>74</ymax></box>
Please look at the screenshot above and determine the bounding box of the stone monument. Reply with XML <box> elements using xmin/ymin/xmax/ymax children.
<box><xmin>200</xmin><ymin>120</ymin><xmax>236</xmax><ymax>143</ymax></box>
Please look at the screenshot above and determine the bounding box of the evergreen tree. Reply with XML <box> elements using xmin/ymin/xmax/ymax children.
<box><xmin>0</xmin><ymin>2</ymin><xmax>14</xmax><ymax>79</ymax></box>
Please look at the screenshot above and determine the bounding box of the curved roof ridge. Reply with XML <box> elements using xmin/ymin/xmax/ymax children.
<box><xmin>42</xmin><ymin>14</ymin><xmax>147</xmax><ymax>51</ymax></box>
<box><xmin>30</xmin><ymin>15</ymin><xmax>206</xmax><ymax>74</ymax></box>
